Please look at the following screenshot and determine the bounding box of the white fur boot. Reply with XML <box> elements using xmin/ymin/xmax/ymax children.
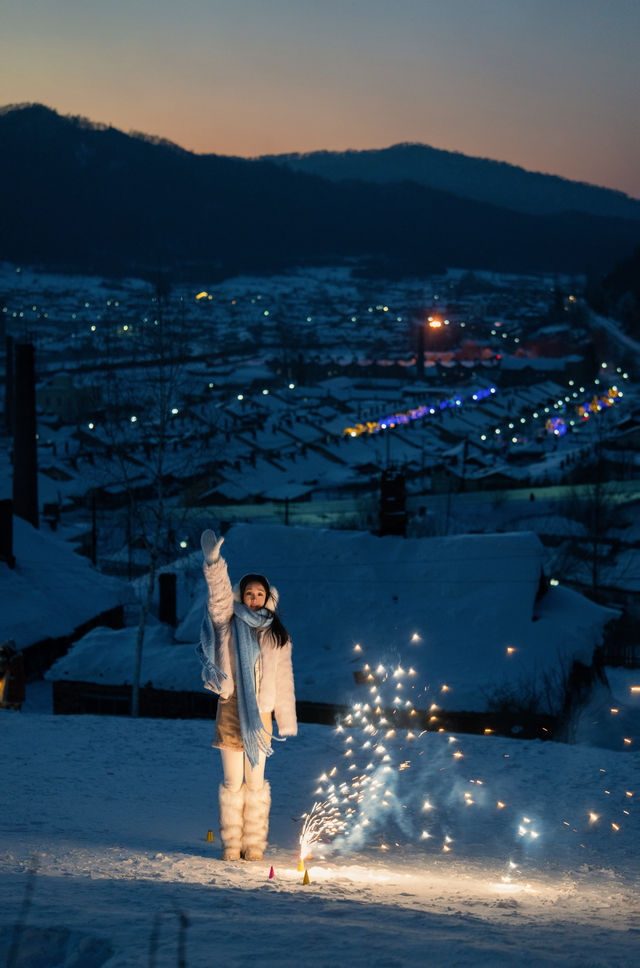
<box><xmin>218</xmin><ymin>783</ymin><xmax>245</xmax><ymax>861</ymax></box>
<box><xmin>242</xmin><ymin>781</ymin><xmax>271</xmax><ymax>861</ymax></box>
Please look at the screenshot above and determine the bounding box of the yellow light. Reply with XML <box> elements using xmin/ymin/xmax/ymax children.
<box><xmin>630</xmin><ymin>686</ymin><xmax>640</xmax><ymax>694</ymax></box>
<box><xmin>589</xmin><ymin>812</ymin><xmax>599</xmax><ymax>823</ymax></box>
<box><xmin>195</xmin><ymin>291</ymin><xmax>208</xmax><ymax>300</ymax></box>
<box><xmin>506</xmin><ymin>647</ymin><xmax>516</xmax><ymax>655</ymax></box>
<box><xmin>497</xmin><ymin>801</ymin><xmax>505</xmax><ymax>809</ymax></box>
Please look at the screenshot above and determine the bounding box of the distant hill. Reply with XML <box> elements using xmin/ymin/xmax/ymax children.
<box><xmin>1</xmin><ymin>104</ymin><xmax>639</xmax><ymax>280</ymax></box>
<box><xmin>262</xmin><ymin>144</ymin><xmax>640</xmax><ymax>220</ymax></box>
<box><xmin>587</xmin><ymin>244</ymin><xmax>640</xmax><ymax>337</ymax></box>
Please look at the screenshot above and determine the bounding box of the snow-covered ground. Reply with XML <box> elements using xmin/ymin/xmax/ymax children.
<box><xmin>1</xmin><ymin>677</ymin><xmax>639</xmax><ymax>968</ymax></box>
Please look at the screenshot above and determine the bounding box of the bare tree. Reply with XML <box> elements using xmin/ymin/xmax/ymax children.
<box><xmin>89</xmin><ymin>282</ymin><xmax>205</xmax><ymax>715</ymax></box>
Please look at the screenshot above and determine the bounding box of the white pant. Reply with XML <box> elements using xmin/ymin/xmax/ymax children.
<box><xmin>220</xmin><ymin>748</ymin><xmax>266</xmax><ymax>793</ymax></box>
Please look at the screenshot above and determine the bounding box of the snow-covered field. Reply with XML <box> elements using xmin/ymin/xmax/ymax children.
<box><xmin>1</xmin><ymin>681</ymin><xmax>639</xmax><ymax>968</ymax></box>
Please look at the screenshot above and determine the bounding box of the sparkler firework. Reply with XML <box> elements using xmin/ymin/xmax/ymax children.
<box><xmin>299</xmin><ymin>799</ymin><xmax>349</xmax><ymax>863</ymax></box>
<box><xmin>301</xmin><ymin>638</ymin><xmax>635</xmax><ymax>873</ymax></box>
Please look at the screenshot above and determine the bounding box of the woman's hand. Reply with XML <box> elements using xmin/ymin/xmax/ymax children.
<box><xmin>201</xmin><ymin>529</ymin><xmax>224</xmax><ymax>564</ymax></box>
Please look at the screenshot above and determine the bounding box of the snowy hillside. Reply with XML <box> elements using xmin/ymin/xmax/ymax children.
<box><xmin>1</xmin><ymin>698</ymin><xmax>638</xmax><ymax>967</ymax></box>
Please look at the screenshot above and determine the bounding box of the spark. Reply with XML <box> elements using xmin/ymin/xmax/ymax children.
<box><xmin>299</xmin><ymin>800</ymin><xmax>349</xmax><ymax>862</ymax></box>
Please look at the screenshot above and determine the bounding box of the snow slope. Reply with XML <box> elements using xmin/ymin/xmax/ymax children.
<box><xmin>1</xmin><ymin>703</ymin><xmax>639</xmax><ymax>968</ymax></box>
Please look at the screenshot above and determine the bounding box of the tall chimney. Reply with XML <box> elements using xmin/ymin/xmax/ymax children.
<box><xmin>13</xmin><ymin>342</ymin><xmax>39</xmax><ymax>528</ymax></box>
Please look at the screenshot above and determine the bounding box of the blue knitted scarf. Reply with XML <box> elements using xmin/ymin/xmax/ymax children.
<box><xmin>197</xmin><ymin>601</ymin><xmax>275</xmax><ymax>768</ymax></box>
<box><xmin>231</xmin><ymin>601</ymin><xmax>275</xmax><ymax>768</ymax></box>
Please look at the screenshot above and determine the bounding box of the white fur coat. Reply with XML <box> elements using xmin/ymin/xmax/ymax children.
<box><xmin>202</xmin><ymin>556</ymin><xmax>297</xmax><ymax>737</ymax></box>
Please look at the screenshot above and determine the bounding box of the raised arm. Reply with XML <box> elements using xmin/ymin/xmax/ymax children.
<box><xmin>199</xmin><ymin>530</ymin><xmax>235</xmax><ymax>697</ymax></box>
<box><xmin>201</xmin><ymin>530</ymin><xmax>234</xmax><ymax>627</ymax></box>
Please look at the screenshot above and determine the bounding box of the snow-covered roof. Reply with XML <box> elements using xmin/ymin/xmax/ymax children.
<box><xmin>46</xmin><ymin>524</ymin><xmax>616</xmax><ymax>714</ymax></box>
<box><xmin>2</xmin><ymin>516</ymin><xmax>130</xmax><ymax>648</ymax></box>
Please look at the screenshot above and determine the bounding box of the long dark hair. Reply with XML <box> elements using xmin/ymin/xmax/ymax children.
<box><xmin>266</xmin><ymin>610</ymin><xmax>290</xmax><ymax>649</ymax></box>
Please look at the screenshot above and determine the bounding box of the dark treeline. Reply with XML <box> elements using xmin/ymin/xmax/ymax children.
<box><xmin>1</xmin><ymin>104</ymin><xmax>639</xmax><ymax>280</ymax></box>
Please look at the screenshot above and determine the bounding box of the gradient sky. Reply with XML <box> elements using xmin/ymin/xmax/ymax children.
<box><xmin>3</xmin><ymin>0</ymin><xmax>639</xmax><ymax>197</ymax></box>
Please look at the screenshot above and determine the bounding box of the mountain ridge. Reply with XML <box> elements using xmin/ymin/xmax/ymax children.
<box><xmin>1</xmin><ymin>103</ymin><xmax>638</xmax><ymax>280</ymax></box>
<box><xmin>260</xmin><ymin>143</ymin><xmax>640</xmax><ymax>220</ymax></box>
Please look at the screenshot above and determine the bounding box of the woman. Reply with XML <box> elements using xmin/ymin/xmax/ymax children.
<box><xmin>198</xmin><ymin>529</ymin><xmax>297</xmax><ymax>861</ymax></box>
